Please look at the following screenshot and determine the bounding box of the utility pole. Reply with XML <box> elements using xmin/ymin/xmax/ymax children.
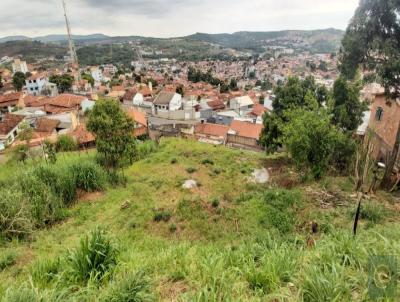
<box><xmin>62</xmin><ymin>0</ymin><xmax>78</xmax><ymax>67</ymax></box>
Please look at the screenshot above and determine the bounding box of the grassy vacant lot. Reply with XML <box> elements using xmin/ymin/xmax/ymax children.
<box><xmin>0</xmin><ymin>138</ymin><xmax>399</xmax><ymax>301</ymax></box>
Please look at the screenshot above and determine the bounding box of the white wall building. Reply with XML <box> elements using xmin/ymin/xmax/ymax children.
<box><xmin>26</xmin><ymin>74</ymin><xmax>47</xmax><ymax>96</ymax></box>
<box><xmin>91</xmin><ymin>68</ymin><xmax>103</xmax><ymax>84</ymax></box>
<box><xmin>12</xmin><ymin>59</ymin><xmax>28</xmax><ymax>74</ymax></box>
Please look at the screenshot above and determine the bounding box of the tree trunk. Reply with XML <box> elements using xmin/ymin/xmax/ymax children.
<box><xmin>381</xmin><ymin>121</ymin><xmax>400</xmax><ymax>190</ymax></box>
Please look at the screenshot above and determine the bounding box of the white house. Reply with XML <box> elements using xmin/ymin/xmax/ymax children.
<box><xmin>26</xmin><ymin>74</ymin><xmax>47</xmax><ymax>96</ymax></box>
<box><xmin>0</xmin><ymin>114</ymin><xmax>25</xmax><ymax>150</ymax></box>
<box><xmin>229</xmin><ymin>96</ymin><xmax>254</xmax><ymax>115</ymax></box>
<box><xmin>153</xmin><ymin>91</ymin><xmax>182</xmax><ymax>112</ymax></box>
<box><xmin>91</xmin><ymin>67</ymin><xmax>103</xmax><ymax>84</ymax></box>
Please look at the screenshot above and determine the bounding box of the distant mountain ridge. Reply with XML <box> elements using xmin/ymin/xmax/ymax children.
<box><xmin>0</xmin><ymin>28</ymin><xmax>343</xmax><ymax>44</ymax></box>
<box><xmin>0</xmin><ymin>34</ymin><xmax>110</xmax><ymax>43</ymax></box>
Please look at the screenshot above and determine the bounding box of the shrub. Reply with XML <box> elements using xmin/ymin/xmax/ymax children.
<box><xmin>153</xmin><ymin>210</ymin><xmax>172</xmax><ymax>222</ymax></box>
<box><xmin>56</xmin><ymin>135</ymin><xmax>78</xmax><ymax>152</ymax></box>
<box><xmin>186</xmin><ymin>167</ymin><xmax>197</xmax><ymax>174</ymax></box>
<box><xmin>169</xmin><ymin>223</ymin><xmax>177</xmax><ymax>233</ymax></box>
<box><xmin>70</xmin><ymin>162</ymin><xmax>107</xmax><ymax>192</ymax></box>
<box><xmin>11</xmin><ymin>144</ymin><xmax>30</xmax><ymax>163</ymax></box>
<box><xmin>201</xmin><ymin>159</ymin><xmax>214</xmax><ymax>165</ymax></box>
<box><xmin>0</xmin><ymin>251</ymin><xmax>17</xmax><ymax>271</ymax></box>
<box><xmin>211</xmin><ymin>198</ymin><xmax>220</xmax><ymax>208</ymax></box>
<box><xmin>101</xmin><ymin>271</ymin><xmax>155</xmax><ymax>302</ymax></box>
<box><xmin>283</xmin><ymin>108</ymin><xmax>354</xmax><ymax>179</ymax></box>
<box><xmin>67</xmin><ymin>228</ymin><xmax>118</xmax><ymax>283</ymax></box>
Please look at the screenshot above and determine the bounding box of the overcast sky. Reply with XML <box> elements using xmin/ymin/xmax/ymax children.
<box><xmin>1</xmin><ymin>0</ymin><xmax>359</xmax><ymax>38</ymax></box>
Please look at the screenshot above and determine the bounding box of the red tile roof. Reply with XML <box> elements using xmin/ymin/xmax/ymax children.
<box><xmin>35</xmin><ymin>118</ymin><xmax>60</xmax><ymax>133</ymax></box>
<box><xmin>69</xmin><ymin>124</ymin><xmax>95</xmax><ymax>145</ymax></box>
<box><xmin>195</xmin><ymin>123</ymin><xmax>229</xmax><ymax>138</ymax></box>
<box><xmin>126</xmin><ymin>109</ymin><xmax>147</xmax><ymax>127</ymax></box>
<box><xmin>0</xmin><ymin>92</ymin><xmax>22</xmax><ymax>106</ymax></box>
<box><xmin>0</xmin><ymin>114</ymin><xmax>25</xmax><ymax>135</ymax></box>
<box><xmin>207</xmin><ymin>99</ymin><xmax>225</xmax><ymax>110</ymax></box>
<box><xmin>230</xmin><ymin>121</ymin><xmax>263</xmax><ymax>140</ymax></box>
<box><xmin>250</xmin><ymin>104</ymin><xmax>268</xmax><ymax>117</ymax></box>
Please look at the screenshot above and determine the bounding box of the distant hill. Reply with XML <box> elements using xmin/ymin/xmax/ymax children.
<box><xmin>185</xmin><ymin>29</ymin><xmax>344</xmax><ymax>53</ymax></box>
<box><xmin>0</xmin><ymin>29</ymin><xmax>344</xmax><ymax>65</ymax></box>
<box><xmin>0</xmin><ymin>40</ymin><xmax>66</xmax><ymax>60</ymax></box>
<box><xmin>0</xmin><ymin>34</ymin><xmax>110</xmax><ymax>44</ymax></box>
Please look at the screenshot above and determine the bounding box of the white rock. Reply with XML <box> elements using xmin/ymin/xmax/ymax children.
<box><xmin>182</xmin><ymin>179</ymin><xmax>197</xmax><ymax>189</ymax></box>
<box><xmin>251</xmin><ymin>168</ymin><xmax>270</xmax><ymax>184</ymax></box>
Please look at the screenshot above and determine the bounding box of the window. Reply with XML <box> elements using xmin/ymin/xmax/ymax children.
<box><xmin>375</xmin><ymin>107</ymin><xmax>384</xmax><ymax>121</ymax></box>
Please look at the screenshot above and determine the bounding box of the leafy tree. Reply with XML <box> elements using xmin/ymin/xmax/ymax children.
<box><xmin>282</xmin><ymin>108</ymin><xmax>354</xmax><ymax>179</ymax></box>
<box><xmin>18</xmin><ymin>122</ymin><xmax>33</xmax><ymax>143</ymax></box>
<box><xmin>331</xmin><ymin>77</ymin><xmax>365</xmax><ymax>132</ymax></box>
<box><xmin>49</xmin><ymin>74</ymin><xmax>74</xmax><ymax>93</ymax></box>
<box><xmin>229</xmin><ymin>79</ymin><xmax>238</xmax><ymax>91</ymax></box>
<box><xmin>87</xmin><ymin>99</ymin><xmax>137</xmax><ymax>169</ymax></box>
<box><xmin>340</xmin><ymin>0</ymin><xmax>400</xmax><ymax>189</ymax></box>
<box><xmin>261</xmin><ymin>76</ymin><xmax>329</xmax><ymax>153</ymax></box>
<box><xmin>340</xmin><ymin>0</ymin><xmax>400</xmax><ymax>97</ymax></box>
<box><xmin>259</xmin><ymin>113</ymin><xmax>282</xmax><ymax>153</ymax></box>
<box><xmin>176</xmin><ymin>85</ymin><xmax>184</xmax><ymax>96</ymax></box>
<box><xmin>220</xmin><ymin>83</ymin><xmax>229</xmax><ymax>94</ymax></box>
<box><xmin>81</xmin><ymin>73</ymin><xmax>94</xmax><ymax>86</ymax></box>
<box><xmin>12</xmin><ymin>72</ymin><xmax>26</xmax><ymax>91</ymax></box>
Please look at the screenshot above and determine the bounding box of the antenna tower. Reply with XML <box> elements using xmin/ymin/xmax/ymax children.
<box><xmin>62</xmin><ymin>0</ymin><xmax>78</xmax><ymax>66</ymax></box>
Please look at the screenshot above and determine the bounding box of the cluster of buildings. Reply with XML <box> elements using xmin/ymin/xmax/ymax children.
<box><xmin>1</xmin><ymin>53</ymin><xmax>399</xmax><ymax>166</ymax></box>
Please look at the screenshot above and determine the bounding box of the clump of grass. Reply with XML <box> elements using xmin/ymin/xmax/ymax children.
<box><xmin>153</xmin><ymin>210</ymin><xmax>172</xmax><ymax>222</ymax></box>
<box><xmin>212</xmin><ymin>167</ymin><xmax>222</xmax><ymax>175</ymax></box>
<box><xmin>170</xmin><ymin>158</ymin><xmax>178</xmax><ymax>164</ymax></box>
<box><xmin>71</xmin><ymin>162</ymin><xmax>107</xmax><ymax>192</ymax></box>
<box><xmin>211</xmin><ymin>198</ymin><xmax>220</xmax><ymax>208</ymax></box>
<box><xmin>100</xmin><ymin>271</ymin><xmax>155</xmax><ymax>302</ymax></box>
<box><xmin>2</xmin><ymin>284</ymin><xmax>38</xmax><ymax>302</ymax></box>
<box><xmin>0</xmin><ymin>251</ymin><xmax>17</xmax><ymax>271</ymax></box>
<box><xmin>31</xmin><ymin>258</ymin><xmax>61</xmax><ymax>286</ymax></box>
<box><xmin>350</xmin><ymin>201</ymin><xmax>386</xmax><ymax>224</ymax></box>
<box><xmin>67</xmin><ymin>227</ymin><xmax>118</xmax><ymax>284</ymax></box>
<box><xmin>169</xmin><ymin>223</ymin><xmax>177</xmax><ymax>233</ymax></box>
<box><xmin>137</xmin><ymin>140</ymin><xmax>158</xmax><ymax>160</ymax></box>
<box><xmin>260</xmin><ymin>189</ymin><xmax>301</xmax><ymax>234</ymax></box>
<box><xmin>301</xmin><ymin>263</ymin><xmax>351</xmax><ymax>302</ymax></box>
<box><xmin>186</xmin><ymin>167</ymin><xmax>197</xmax><ymax>174</ymax></box>
<box><xmin>201</xmin><ymin>159</ymin><xmax>214</xmax><ymax>165</ymax></box>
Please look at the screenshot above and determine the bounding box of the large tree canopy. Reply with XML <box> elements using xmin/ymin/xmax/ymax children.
<box><xmin>340</xmin><ymin>0</ymin><xmax>400</xmax><ymax>97</ymax></box>
<box><xmin>87</xmin><ymin>99</ymin><xmax>137</xmax><ymax>169</ymax></box>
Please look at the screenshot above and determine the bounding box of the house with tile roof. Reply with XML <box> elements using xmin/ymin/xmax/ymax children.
<box><xmin>0</xmin><ymin>114</ymin><xmax>25</xmax><ymax>150</ymax></box>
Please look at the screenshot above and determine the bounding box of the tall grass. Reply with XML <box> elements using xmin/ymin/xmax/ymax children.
<box><xmin>67</xmin><ymin>228</ymin><xmax>118</xmax><ymax>284</ymax></box>
<box><xmin>0</xmin><ymin>159</ymin><xmax>111</xmax><ymax>239</ymax></box>
<box><xmin>100</xmin><ymin>271</ymin><xmax>155</xmax><ymax>302</ymax></box>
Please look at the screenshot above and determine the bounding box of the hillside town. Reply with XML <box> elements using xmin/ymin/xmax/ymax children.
<box><xmin>0</xmin><ymin>49</ymin><xmax>396</xmax><ymax>168</ymax></box>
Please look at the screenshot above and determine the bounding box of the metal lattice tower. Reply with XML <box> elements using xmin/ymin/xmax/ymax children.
<box><xmin>62</xmin><ymin>0</ymin><xmax>78</xmax><ymax>66</ymax></box>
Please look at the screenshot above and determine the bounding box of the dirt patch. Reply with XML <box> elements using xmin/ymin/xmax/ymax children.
<box><xmin>158</xmin><ymin>280</ymin><xmax>189</xmax><ymax>301</ymax></box>
<box><xmin>78</xmin><ymin>191</ymin><xmax>104</xmax><ymax>203</ymax></box>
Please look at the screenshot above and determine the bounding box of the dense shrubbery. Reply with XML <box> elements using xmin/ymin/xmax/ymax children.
<box><xmin>0</xmin><ymin>160</ymin><xmax>110</xmax><ymax>240</ymax></box>
<box><xmin>55</xmin><ymin>135</ymin><xmax>78</xmax><ymax>152</ymax></box>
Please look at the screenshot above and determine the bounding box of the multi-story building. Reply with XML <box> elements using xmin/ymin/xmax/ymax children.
<box><xmin>26</xmin><ymin>74</ymin><xmax>47</xmax><ymax>96</ymax></box>
<box><xmin>12</xmin><ymin>59</ymin><xmax>28</xmax><ymax>74</ymax></box>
